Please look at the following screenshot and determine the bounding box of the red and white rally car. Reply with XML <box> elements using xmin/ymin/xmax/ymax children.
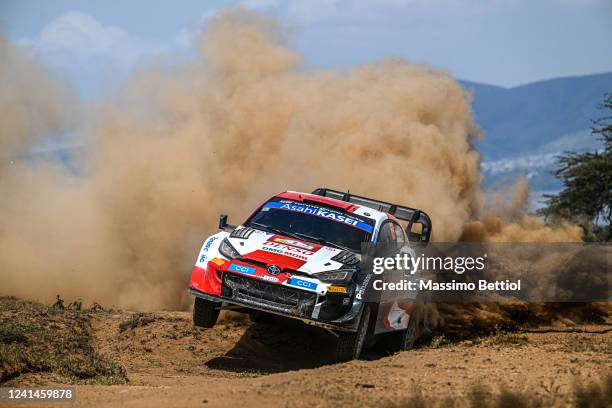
<box><xmin>189</xmin><ymin>188</ymin><xmax>432</xmax><ymax>361</ymax></box>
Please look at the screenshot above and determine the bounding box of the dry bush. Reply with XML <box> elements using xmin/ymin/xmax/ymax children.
<box><xmin>0</xmin><ymin>296</ymin><xmax>126</xmax><ymax>384</ymax></box>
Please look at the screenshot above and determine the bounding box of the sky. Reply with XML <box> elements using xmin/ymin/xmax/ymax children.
<box><xmin>1</xmin><ymin>0</ymin><xmax>611</xmax><ymax>98</ymax></box>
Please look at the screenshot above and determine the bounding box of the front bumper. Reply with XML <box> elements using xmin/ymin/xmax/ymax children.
<box><xmin>190</xmin><ymin>272</ymin><xmax>363</xmax><ymax>332</ymax></box>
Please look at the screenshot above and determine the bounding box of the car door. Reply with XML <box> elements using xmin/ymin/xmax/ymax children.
<box><xmin>373</xmin><ymin>219</ymin><xmax>411</xmax><ymax>333</ymax></box>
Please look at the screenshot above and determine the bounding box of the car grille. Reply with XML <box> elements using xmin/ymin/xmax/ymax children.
<box><xmin>222</xmin><ymin>273</ymin><xmax>317</xmax><ymax>317</ymax></box>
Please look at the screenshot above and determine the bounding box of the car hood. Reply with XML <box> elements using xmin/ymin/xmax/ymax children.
<box><xmin>227</xmin><ymin>226</ymin><xmax>358</xmax><ymax>275</ymax></box>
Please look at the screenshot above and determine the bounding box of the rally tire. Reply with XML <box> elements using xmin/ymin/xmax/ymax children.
<box><xmin>193</xmin><ymin>297</ymin><xmax>220</xmax><ymax>328</ymax></box>
<box><xmin>376</xmin><ymin>311</ymin><xmax>419</xmax><ymax>354</ymax></box>
<box><xmin>399</xmin><ymin>313</ymin><xmax>419</xmax><ymax>350</ymax></box>
<box><xmin>335</xmin><ymin>304</ymin><xmax>371</xmax><ymax>362</ymax></box>
<box><xmin>393</xmin><ymin>315</ymin><xmax>417</xmax><ymax>352</ymax></box>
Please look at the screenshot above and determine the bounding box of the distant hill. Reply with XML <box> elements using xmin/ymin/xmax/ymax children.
<box><xmin>462</xmin><ymin>72</ymin><xmax>611</xmax><ymax>160</ymax></box>
<box><xmin>462</xmin><ymin>72</ymin><xmax>611</xmax><ymax>204</ymax></box>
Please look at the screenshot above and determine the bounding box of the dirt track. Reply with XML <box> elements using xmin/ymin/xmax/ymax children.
<box><xmin>6</xmin><ymin>309</ymin><xmax>610</xmax><ymax>408</ymax></box>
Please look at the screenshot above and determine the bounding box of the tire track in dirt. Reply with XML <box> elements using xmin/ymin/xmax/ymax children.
<box><xmin>79</xmin><ymin>310</ymin><xmax>612</xmax><ymax>407</ymax></box>
<box><xmin>89</xmin><ymin>311</ymin><xmax>354</xmax><ymax>384</ymax></box>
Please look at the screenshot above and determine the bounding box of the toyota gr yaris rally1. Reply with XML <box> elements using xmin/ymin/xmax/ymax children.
<box><xmin>189</xmin><ymin>188</ymin><xmax>432</xmax><ymax>361</ymax></box>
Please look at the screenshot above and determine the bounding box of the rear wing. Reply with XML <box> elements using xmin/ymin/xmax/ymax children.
<box><xmin>311</xmin><ymin>188</ymin><xmax>432</xmax><ymax>244</ymax></box>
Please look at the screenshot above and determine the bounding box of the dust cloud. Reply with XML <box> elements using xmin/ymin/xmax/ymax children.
<box><xmin>461</xmin><ymin>178</ymin><xmax>583</xmax><ymax>242</ymax></box>
<box><xmin>0</xmin><ymin>36</ymin><xmax>75</xmax><ymax>162</ymax></box>
<box><xmin>0</xmin><ymin>8</ymin><xmax>582</xmax><ymax>310</ymax></box>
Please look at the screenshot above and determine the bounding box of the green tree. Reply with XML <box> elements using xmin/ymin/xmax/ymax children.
<box><xmin>538</xmin><ymin>94</ymin><xmax>612</xmax><ymax>241</ymax></box>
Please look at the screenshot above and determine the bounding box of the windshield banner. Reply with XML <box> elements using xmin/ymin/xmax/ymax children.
<box><xmin>263</xmin><ymin>201</ymin><xmax>374</xmax><ymax>233</ymax></box>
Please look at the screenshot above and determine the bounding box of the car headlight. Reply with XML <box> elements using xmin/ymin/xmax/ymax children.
<box><xmin>218</xmin><ymin>238</ymin><xmax>241</xmax><ymax>260</ymax></box>
<box><xmin>314</xmin><ymin>269</ymin><xmax>355</xmax><ymax>283</ymax></box>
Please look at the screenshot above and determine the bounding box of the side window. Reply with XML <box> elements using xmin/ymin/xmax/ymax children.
<box><xmin>393</xmin><ymin>222</ymin><xmax>405</xmax><ymax>244</ymax></box>
<box><xmin>377</xmin><ymin>222</ymin><xmax>393</xmax><ymax>243</ymax></box>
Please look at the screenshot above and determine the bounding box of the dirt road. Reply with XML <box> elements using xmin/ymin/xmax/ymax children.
<box><xmin>6</xmin><ymin>307</ymin><xmax>610</xmax><ymax>407</ymax></box>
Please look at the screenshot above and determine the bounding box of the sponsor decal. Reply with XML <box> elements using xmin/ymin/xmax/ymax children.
<box><xmin>199</xmin><ymin>236</ymin><xmax>218</xmax><ymax>262</ymax></box>
<box><xmin>261</xmin><ymin>248</ymin><xmax>307</xmax><ymax>261</ymax></box>
<box><xmin>262</xmin><ymin>241</ymin><xmax>313</xmax><ymax>261</ymax></box>
<box><xmin>273</xmin><ymin>237</ymin><xmax>315</xmax><ymax>250</ymax></box>
<box><xmin>287</xmin><ymin>278</ymin><xmax>318</xmax><ymax>291</ymax></box>
<box><xmin>263</xmin><ymin>201</ymin><xmax>373</xmax><ymax>233</ymax></box>
<box><xmin>264</xmin><ymin>241</ymin><xmax>314</xmax><ymax>255</ymax></box>
<box><xmin>204</xmin><ymin>236</ymin><xmax>218</xmax><ymax>251</ymax></box>
<box><xmin>327</xmin><ymin>285</ymin><xmax>348</xmax><ymax>293</ymax></box>
<box><xmin>355</xmin><ymin>274</ymin><xmax>372</xmax><ymax>300</ymax></box>
<box><xmin>210</xmin><ymin>257</ymin><xmax>226</xmax><ymax>266</ymax></box>
<box><xmin>262</xmin><ymin>246</ymin><xmax>284</xmax><ymax>254</ymax></box>
<box><xmin>260</xmin><ymin>275</ymin><xmax>279</xmax><ymax>283</ymax></box>
<box><xmin>320</xmin><ymin>246</ymin><xmax>338</xmax><ymax>253</ymax></box>
<box><xmin>228</xmin><ymin>263</ymin><xmax>256</xmax><ymax>275</ymax></box>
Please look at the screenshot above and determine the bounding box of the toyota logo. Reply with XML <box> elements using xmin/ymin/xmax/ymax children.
<box><xmin>267</xmin><ymin>265</ymin><xmax>281</xmax><ymax>275</ymax></box>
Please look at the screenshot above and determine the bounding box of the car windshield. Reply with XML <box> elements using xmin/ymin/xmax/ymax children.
<box><xmin>245</xmin><ymin>200</ymin><xmax>373</xmax><ymax>252</ymax></box>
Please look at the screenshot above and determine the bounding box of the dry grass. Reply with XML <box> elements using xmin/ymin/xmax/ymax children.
<box><xmin>389</xmin><ymin>374</ymin><xmax>611</xmax><ymax>408</ymax></box>
<box><xmin>484</xmin><ymin>330</ymin><xmax>529</xmax><ymax>346</ymax></box>
<box><xmin>0</xmin><ymin>296</ymin><xmax>127</xmax><ymax>385</ymax></box>
<box><xmin>118</xmin><ymin>312</ymin><xmax>158</xmax><ymax>332</ymax></box>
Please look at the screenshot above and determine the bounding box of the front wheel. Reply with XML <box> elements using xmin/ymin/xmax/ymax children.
<box><xmin>398</xmin><ymin>313</ymin><xmax>419</xmax><ymax>350</ymax></box>
<box><xmin>193</xmin><ymin>297</ymin><xmax>220</xmax><ymax>328</ymax></box>
<box><xmin>335</xmin><ymin>304</ymin><xmax>371</xmax><ymax>362</ymax></box>
<box><xmin>378</xmin><ymin>311</ymin><xmax>419</xmax><ymax>354</ymax></box>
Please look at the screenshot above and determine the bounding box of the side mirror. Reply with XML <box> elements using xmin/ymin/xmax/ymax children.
<box><xmin>219</xmin><ymin>214</ymin><xmax>228</xmax><ymax>229</ymax></box>
<box><xmin>405</xmin><ymin>210</ymin><xmax>420</xmax><ymax>242</ymax></box>
<box><xmin>218</xmin><ymin>214</ymin><xmax>237</xmax><ymax>231</ymax></box>
<box><xmin>406</xmin><ymin>210</ymin><xmax>432</xmax><ymax>246</ymax></box>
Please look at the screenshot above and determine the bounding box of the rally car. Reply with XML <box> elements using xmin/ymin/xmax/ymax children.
<box><xmin>189</xmin><ymin>188</ymin><xmax>432</xmax><ymax>361</ymax></box>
